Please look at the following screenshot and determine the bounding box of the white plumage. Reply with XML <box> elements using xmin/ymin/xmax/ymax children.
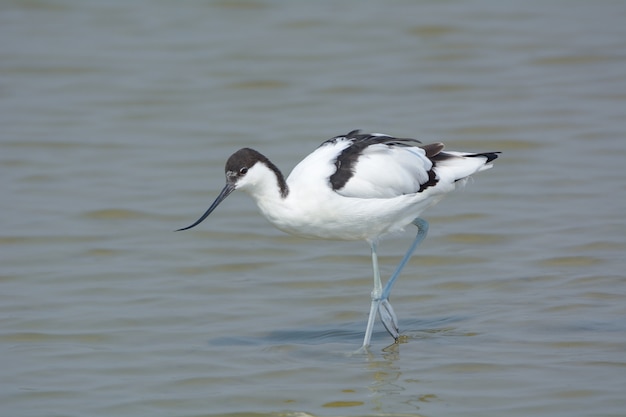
<box><xmin>179</xmin><ymin>130</ymin><xmax>499</xmax><ymax>349</ymax></box>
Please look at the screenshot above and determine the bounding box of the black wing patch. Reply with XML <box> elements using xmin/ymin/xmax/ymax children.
<box><xmin>327</xmin><ymin>130</ymin><xmax>426</xmax><ymax>191</ymax></box>
<box><xmin>327</xmin><ymin>130</ymin><xmax>445</xmax><ymax>193</ymax></box>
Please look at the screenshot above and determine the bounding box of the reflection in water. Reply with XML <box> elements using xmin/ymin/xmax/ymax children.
<box><xmin>365</xmin><ymin>341</ymin><xmax>438</xmax><ymax>415</ymax></box>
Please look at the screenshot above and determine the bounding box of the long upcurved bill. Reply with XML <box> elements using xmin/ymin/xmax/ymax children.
<box><xmin>177</xmin><ymin>183</ymin><xmax>236</xmax><ymax>231</ymax></box>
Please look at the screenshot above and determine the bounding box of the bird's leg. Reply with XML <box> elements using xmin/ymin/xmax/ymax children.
<box><xmin>377</xmin><ymin>218</ymin><xmax>429</xmax><ymax>341</ymax></box>
<box><xmin>381</xmin><ymin>218</ymin><xmax>429</xmax><ymax>301</ymax></box>
<box><xmin>361</xmin><ymin>219</ymin><xmax>429</xmax><ymax>348</ymax></box>
<box><xmin>378</xmin><ymin>298</ymin><xmax>399</xmax><ymax>340</ymax></box>
<box><xmin>362</xmin><ymin>240</ymin><xmax>382</xmax><ymax>349</ymax></box>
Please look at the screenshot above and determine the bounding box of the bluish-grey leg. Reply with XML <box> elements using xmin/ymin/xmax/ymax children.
<box><xmin>361</xmin><ymin>219</ymin><xmax>429</xmax><ymax>349</ymax></box>
<box><xmin>377</xmin><ymin>218</ymin><xmax>429</xmax><ymax>342</ymax></box>
<box><xmin>378</xmin><ymin>298</ymin><xmax>399</xmax><ymax>340</ymax></box>
<box><xmin>362</xmin><ymin>240</ymin><xmax>382</xmax><ymax>349</ymax></box>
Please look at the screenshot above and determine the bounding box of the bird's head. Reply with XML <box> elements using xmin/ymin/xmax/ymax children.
<box><xmin>177</xmin><ymin>148</ymin><xmax>283</xmax><ymax>231</ymax></box>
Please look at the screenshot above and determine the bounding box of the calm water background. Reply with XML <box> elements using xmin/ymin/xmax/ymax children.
<box><xmin>2</xmin><ymin>1</ymin><xmax>625</xmax><ymax>416</ymax></box>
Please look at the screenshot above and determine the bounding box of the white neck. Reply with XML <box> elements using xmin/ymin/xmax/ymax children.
<box><xmin>237</xmin><ymin>162</ymin><xmax>290</xmax><ymax>222</ymax></box>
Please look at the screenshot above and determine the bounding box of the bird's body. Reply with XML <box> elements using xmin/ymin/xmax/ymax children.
<box><xmin>212</xmin><ymin>131</ymin><xmax>496</xmax><ymax>241</ymax></box>
<box><xmin>179</xmin><ymin>130</ymin><xmax>499</xmax><ymax>349</ymax></box>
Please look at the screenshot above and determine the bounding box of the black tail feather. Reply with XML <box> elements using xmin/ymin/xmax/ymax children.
<box><xmin>469</xmin><ymin>151</ymin><xmax>500</xmax><ymax>163</ymax></box>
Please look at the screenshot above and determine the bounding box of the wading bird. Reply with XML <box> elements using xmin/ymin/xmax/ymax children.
<box><xmin>178</xmin><ymin>130</ymin><xmax>499</xmax><ymax>348</ymax></box>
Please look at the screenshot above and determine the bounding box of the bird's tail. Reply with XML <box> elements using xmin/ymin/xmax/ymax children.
<box><xmin>433</xmin><ymin>150</ymin><xmax>500</xmax><ymax>181</ymax></box>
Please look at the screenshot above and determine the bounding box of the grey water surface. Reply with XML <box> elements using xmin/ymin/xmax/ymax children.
<box><xmin>2</xmin><ymin>1</ymin><xmax>625</xmax><ymax>416</ymax></box>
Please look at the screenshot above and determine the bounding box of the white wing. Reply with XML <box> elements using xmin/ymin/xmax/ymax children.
<box><xmin>289</xmin><ymin>130</ymin><xmax>498</xmax><ymax>202</ymax></box>
<box><xmin>336</xmin><ymin>143</ymin><xmax>434</xmax><ymax>198</ymax></box>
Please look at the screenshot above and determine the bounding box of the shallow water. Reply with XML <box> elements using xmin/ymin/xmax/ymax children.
<box><xmin>2</xmin><ymin>1</ymin><xmax>626</xmax><ymax>416</ymax></box>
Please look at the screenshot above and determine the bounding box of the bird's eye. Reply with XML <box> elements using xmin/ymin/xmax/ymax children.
<box><xmin>239</xmin><ymin>167</ymin><xmax>248</xmax><ymax>175</ymax></box>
